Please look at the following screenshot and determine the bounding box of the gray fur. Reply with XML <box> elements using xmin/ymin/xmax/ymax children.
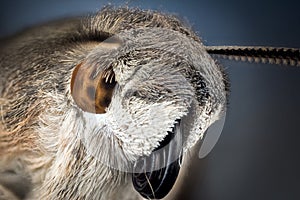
<box><xmin>0</xmin><ymin>7</ymin><xmax>228</xmax><ymax>199</ymax></box>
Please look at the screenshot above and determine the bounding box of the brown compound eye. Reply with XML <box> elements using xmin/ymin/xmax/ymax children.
<box><xmin>70</xmin><ymin>62</ymin><xmax>116</xmax><ymax>114</ymax></box>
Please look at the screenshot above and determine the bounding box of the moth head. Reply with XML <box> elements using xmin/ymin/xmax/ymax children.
<box><xmin>69</xmin><ymin>26</ymin><xmax>227</xmax><ymax>198</ymax></box>
<box><xmin>68</xmin><ymin>7</ymin><xmax>299</xmax><ymax>199</ymax></box>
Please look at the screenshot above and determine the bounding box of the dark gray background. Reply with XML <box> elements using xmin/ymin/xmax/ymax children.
<box><xmin>1</xmin><ymin>0</ymin><xmax>300</xmax><ymax>199</ymax></box>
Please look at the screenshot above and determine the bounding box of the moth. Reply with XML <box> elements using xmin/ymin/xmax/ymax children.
<box><xmin>0</xmin><ymin>6</ymin><xmax>299</xmax><ymax>200</ymax></box>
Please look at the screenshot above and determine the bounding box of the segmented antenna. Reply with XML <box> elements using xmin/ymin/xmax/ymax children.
<box><xmin>205</xmin><ymin>46</ymin><xmax>300</xmax><ymax>66</ymax></box>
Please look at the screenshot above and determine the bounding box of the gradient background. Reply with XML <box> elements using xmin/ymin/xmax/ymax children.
<box><xmin>1</xmin><ymin>0</ymin><xmax>300</xmax><ymax>199</ymax></box>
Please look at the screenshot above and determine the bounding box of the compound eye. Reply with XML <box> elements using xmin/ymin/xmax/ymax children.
<box><xmin>71</xmin><ymin>62</ymin><xmax>116</xmax><ymax>114</ymax></box>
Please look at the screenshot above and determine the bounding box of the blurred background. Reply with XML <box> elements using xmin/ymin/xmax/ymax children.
<box><xmin>1</xmin><ymin>0</ymin><xmax>300</xmax><ymax>199</ymax></box>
